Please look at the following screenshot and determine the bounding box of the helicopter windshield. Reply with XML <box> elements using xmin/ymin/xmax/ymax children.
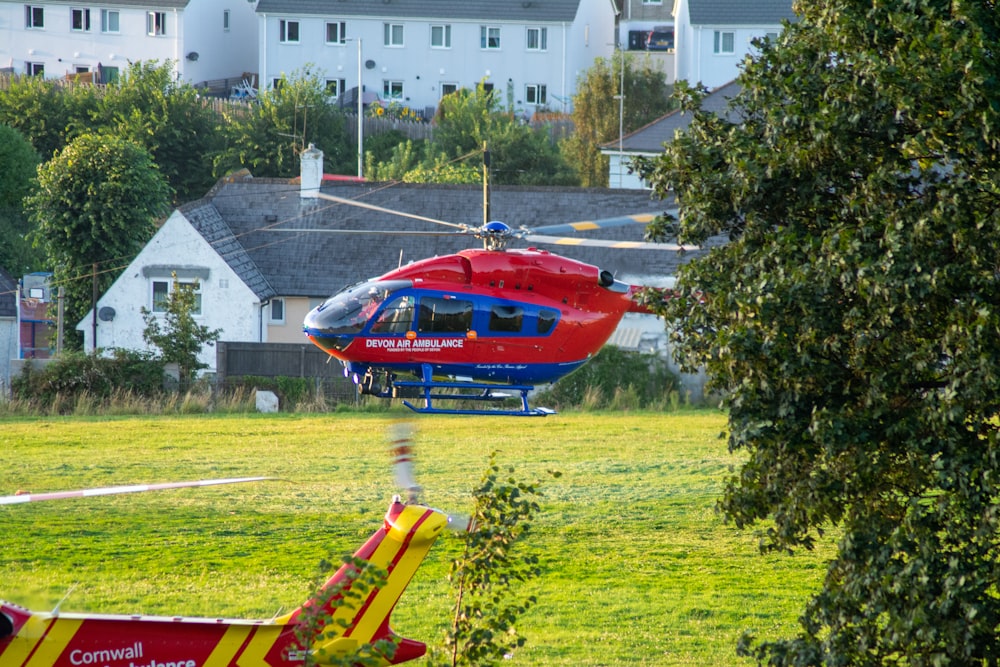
<box><xmin>307</xmin><ymin>279</ymin><xmax>412</xmax><ymax>336</ymax></box>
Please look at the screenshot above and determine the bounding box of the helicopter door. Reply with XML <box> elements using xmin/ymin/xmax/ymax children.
<box><xmin>414</xmin><ymin>296</ymin><xmax>476</xmax><ymax>363</ymax></box>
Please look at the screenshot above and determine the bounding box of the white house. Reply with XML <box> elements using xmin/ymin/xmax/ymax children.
<box><xmin>254</xmin><ymin>0</ymin><xmax>618</xmax><ymax>116</ymax></box>
<box><xmin>672</xmin><ymin>0</ymin><xmax>793</xmax><ymax>89</ymax></box>
<box><xmin>0</xmin><ymin>0</ymin><xmax>258</xmax><ymax>87</ymax></box>
<box><xmin>77</xmin><ymin>150</ymin><xmax>695</xmax><ymax>374</ymax></box>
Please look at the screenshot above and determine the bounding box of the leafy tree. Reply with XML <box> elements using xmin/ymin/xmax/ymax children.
<box><xmin>640</xmin><ymin>1</ymin><xmax>1000</xmax><ymax>663</ymax></box>
<box><xmin>425</xmin><ymin>83</ymin><xmax>575</xmax><ymax>186</ymax></box>
<box><xmin>431</xmin><ymin>454</ymin><xmax>550</xmax><ymax>667</ymax></box>
<box><xmin>0</xmin><ymin>124</ymin><xmax>42</xmax><ymax>275</ymax></box>
<box><xmin>562</xmin><ymin>51</ymin><xmax>673</xmax><ymax>187</ymax></box>
<box><xmin>94</xmin><ymin>61</ymin><xmax>222</xmax><ymax>203</ymax></box>
<box><xmin>142</xmin><ymin>274</ymin><xmax>221</xmax><ymax>385</ymax></box>
<box><xmin>214</xmin><ymin>66</ymin><xmax>352</xmax><ymax>178</ymax></box>
<box><xmin>0</xmin><ymin>74</ymin><xmax>99</xmax><ymax>159</ymax></box>
<box><xmin>26</xmin><ymin>133</ymin><xmax>171</xmax><ymax>346</ymax></box>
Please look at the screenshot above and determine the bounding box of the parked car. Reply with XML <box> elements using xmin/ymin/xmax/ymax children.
<box><xmin>646</xmin><ymin>26</ymin><xmax>675</xmax><ymax>51</ymax></box>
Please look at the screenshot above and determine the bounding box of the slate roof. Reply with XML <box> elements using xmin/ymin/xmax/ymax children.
<box><xmin>0</xmin><ymin>266</ymin><xmax>16</xmax><ymax>318</ymax></box>
<box><xmin>688</xmin><ymin>0</ymin><xmax>795</xmax><ymax>25</ymax></box>
<box><xmin>601</xmin><ymin>80</ymin><xmax>742</xmax><ymax>154</ymax></box>
<box><xmin>254</xmin><ymin>0</ymin><xmax>582</xmax><ymax>22</ymax></box>
<box><xmin>193</xmin><ymin>176</ymin><xmax>715</xmax><ymax>299</ymax></box>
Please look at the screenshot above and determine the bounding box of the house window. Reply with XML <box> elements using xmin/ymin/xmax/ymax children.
<box><xmin>147</xmin><ymin>11</ymin><xmax>166</xmax><ymax>36</ymax></box>
<box><xmin>71</xmin><ymin>8</ymin><xmax>90</xmax><ymax>31</ymax></box>
<box><xmin>25</xmin><ymin>5</ymin><xmax>44</xmax><ymax>28</ymax></box>
<box><xmin>440</xmin><ymin>82</ymin><xmax>458</xmax><ymax>98</ymax></box>
<box><xmin>151</xmin><ymin>280</ymin><xmax>202</xmax><ymax>315</ymax></box>
<box><xmin>101</xmin><ymin>9</ymin><xmax>119</xmax><ymax>33</ymax></box>
<box><xmin>526</xmin><ymin>27</ymin><xmax>547</xmax><ymax>51</ymax></box>
<box><xmin>642</xmin><ymin>0</ymin><xmax>663</xmax><ymax>4</ymax></box>
<box><xmin>326</xmin><ymin>21</ymin><xmax>346</xmax><ymax>44</ymax></box>
<box><xmin>325</xmin><ymin>78</ymin><xmax>345</xmax><ymax>98</ymax></box>
<box><xmin>26</xmin><ymin>62</ymin><xmax>44</xmax><ymax>76</ymax></box>
<box><xmin>269</xmin><ymin>298</ymin><xmax>285</xmax><ymax>324</ymax></box>
<box><xmin>279</xmin><ymin>19</ymin><xmax>299</xmax><ymax>43</ymax></box>
<box><xmin>383</xmin><ymin>80</ymin><xmax>403</xmax><ymax>100</ymax></box>
<box><xmin>223</xmin><ymin>9</ymin><xmax>230</xmax><ymax>31</ymax></box>
<box><xmin>384</xmin><ymin>22</ymin><xmax>403</xmax><ymax>46</ymax></box>
<box><xmin>481</xmin><ymin>26</ymin><xmax>501</xmax><ymax>49</ymax></box>
<box><xmin>713</xmin><ymin>30</ymin><xmax>735</xmax><ymax>54</ymax></box>
<box><xmin>430</xmin><ymin>24</ymin><xmax>451</xmax><ymax>48</ymax></box>
<box><xmin>525</xmin><ymin>84</ymin><xmax>547</xmax><ymax>105</ymax></box>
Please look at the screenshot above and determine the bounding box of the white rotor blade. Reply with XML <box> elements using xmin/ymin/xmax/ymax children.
<box><xmin>521</xmin><ymin>234</ymin><xmax>691</xmax><ymax>251</ymax></box>
<box><xmin>315</xmin><ymin>192</ymin><xmax>468</xmax><ymax>230</ymax></box>
<box><xmin>0</xmin><ymin>476</ymin><xmax>273</xmax><ymax>506</ymax></box>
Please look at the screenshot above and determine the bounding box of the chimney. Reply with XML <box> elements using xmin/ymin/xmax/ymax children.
<box><xmin>300</xmin><ymin>143</ymin><xmax>324</xmax><ymax>198</ymax></box>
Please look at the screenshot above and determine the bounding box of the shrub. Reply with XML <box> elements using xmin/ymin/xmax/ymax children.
<box><xmin>11</xmin><ymin>349</ymin><xmax>165</xmax><ymax>408</ymax></box>
<box><xmin>532</xmin><ymin>346</ymin><xmax>680</xmax><ymax>411</ymax></box>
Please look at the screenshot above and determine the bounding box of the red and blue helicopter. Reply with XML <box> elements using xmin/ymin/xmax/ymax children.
<box><xmin>303</xmin><ymin>191</ymin><xmax>685</xmax><ymax>416</ymax></box>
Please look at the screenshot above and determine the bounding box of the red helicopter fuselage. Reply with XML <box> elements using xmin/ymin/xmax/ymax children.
<box><xmin>304</xmin><ymin>247</ymin><xmax>652</xmax><ymax>390</ymax></box>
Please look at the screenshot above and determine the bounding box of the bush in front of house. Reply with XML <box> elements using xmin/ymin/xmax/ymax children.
<box><xmin>11</xmin><ymin>349</ymin><xmax>165</xmax><ymax>408</ymax></box>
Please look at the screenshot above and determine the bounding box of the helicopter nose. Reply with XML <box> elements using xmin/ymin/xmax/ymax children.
<box><xmin>303</xmin><ymin>304</ymin><xmax>355</xmax><ymax>353</ymax></box>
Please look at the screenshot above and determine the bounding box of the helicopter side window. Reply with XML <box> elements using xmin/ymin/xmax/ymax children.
<box><xmin>489</xmin><ymin>304</ymin><xmax>524</xmax><ymax>333</ymax></box>
<box><xmin>371</xmin><ymin>295</ymin><xmax>415</xmax><ymax>334</ymax></box>
<box><xmin>418</xmin><ymin>296</ymin><xmax>473</xmax><ymax>333</ymax></box>
<box><xmin>537</xmin><ymin>309</ymin><xmax>558</xmax><ymax>335</ymax></box>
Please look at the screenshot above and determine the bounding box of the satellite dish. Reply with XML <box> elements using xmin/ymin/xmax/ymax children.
<box><xmin>98</xmin><ymin>306</ymin><xmax>116</xmax><ymax>322</ymax></box>
<box><xmin>365</xmin><ymin>59</ymin><xmax>376</xmax><ymax>70</ymax></box>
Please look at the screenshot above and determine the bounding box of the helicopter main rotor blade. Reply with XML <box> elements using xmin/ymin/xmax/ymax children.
<box><xmin>315</xmin><ymin>192</ymin><xmax>469</xmax><ymax>230</ymax></box>
<box><xmin>526</xmin><ymin>211</ymin><xmax>673</xmax><ymax>236</ymax></box>
<box><xmin>0</xmin><ymin>476</ymin><xmax>273</xmax><ymax>505</ymax></box>
<box><xmin>521</xmin><ymin>234</ymin><xmax>691</xmax><ymax>251</ymax></box>
<box><xmin>268</xmin><ymin>228</ymin><xmax>468</xmax><ymax>237</ymax></box>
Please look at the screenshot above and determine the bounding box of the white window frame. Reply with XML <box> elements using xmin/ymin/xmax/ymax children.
<box><xmin>279</xmin><ymin>19</ymin><xmax>300</xmax><ymax>44</ymax></box>
<box><xmin>101</xmin><ymin>9</ymin><xmax>119</xmax><ymax>33</ymax></box>
<box><xmin>71</xmin><ymin>7</ymin><xmax>90</xmax><ymax>31</ymax></box>
<box><xmin>269</xmin><ymin>298</ymin><xmax>285</xmax><ymax>324</ymax></box>
<box><xmin>147</xmin><ymin>11</ymin><xmax>166</xmax><ymax>36</ymax></box>
<box><xmin>151</xmin><ymin>279</ymin><xmax>202</xmax><ymax>315</ymax></box>
<box><xmin>384</xmin><ymin>22</ymin><xmax>403</xmax><ymax>47</ymax></box>
<box><xmin>440</xmin><ymin>82</ymin><xmax>458</xmax><ymax>98</ymax></box>
<box><xmin>26</xmin><ymin>61</ymin><xmax>44</xmax><ymax>76</ymax></box>
<box><xmin>526</xmin><ymin>27</ymin><xmax>547</xmax><ymax>51</ymax></box>
<box><xmin>325</xmin><ymin>78</ymin><xmax>345</xmax><ymax>98</ymax></box>
<box><xmin>383</xmin><ymin>80</ymin><xmax>403</xmax><ymax>101</ymax></box>
<box><xmin>525</xmin><ymin>83</ymin><xmax>547</xmax><ymax>105</ymax></box>
<box><xmin>713</xmin><ymin>30</ymin><xmax>735</xmax><ymax>54</ymax></box>
<box><xmin>430</xmin><ymin>24</ymin><xmax>451</xmax><ymax>49</ymax></box>
<box><xmin>481</xmin><ymin>25</ymin><xmax>501</xmax><ymax>50</ymax></box>
<box><xmin>326</xmin><ymin>20</ymin><xmax>346</xmax><ymax>45</ymax></box>
<box><xmin>25</xmin><ymin>5</ymin><xmax>44</xmax><ymax>28</ymax></box>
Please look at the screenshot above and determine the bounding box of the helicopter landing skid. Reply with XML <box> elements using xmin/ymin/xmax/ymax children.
<box><xmin>395</xmin><ymin>366</ymin><xmax>555</xmax><ymax>416</ymax></box>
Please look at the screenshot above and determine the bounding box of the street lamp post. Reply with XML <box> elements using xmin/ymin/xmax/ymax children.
<box><xmin>356</xmin><ymin>37</ymin><xmax>363</xmax><ymax>179</ymax></box>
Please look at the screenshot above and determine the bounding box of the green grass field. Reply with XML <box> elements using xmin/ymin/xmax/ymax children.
<box><xmin>0</xmin><ymin>411</ymin><xmax>831</xmax><ymax>665</ymax></box>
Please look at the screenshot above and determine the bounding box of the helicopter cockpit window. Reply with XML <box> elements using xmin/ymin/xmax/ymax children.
<box><xmin>370</xmin><ymin>295</ymin><xmax>415</xmax><ymax>334</ymax></box>
<box><xmin>312</xmin><ymin>279</ymin><xmax>411</xmax><ymax>334</ymax></box>
<box><xmin>537</xmin><ymin>309</ymin><xmax>558</xmax><ymax>335</ymax></box>
<box><xmin>489</xmin><ymin>304</ymin><xmax>524</xmax><ymax>332</ymax></box>
<box><xmin>418</xmin><ymin>296</ymin><xmax>473</xmax><ymax>333</ymax></box>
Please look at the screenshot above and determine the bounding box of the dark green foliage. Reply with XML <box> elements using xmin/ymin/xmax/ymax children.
<box><xmin>292</xmin><ymin>556</ymin><xmax>396</xmax><ymax>667</ymax></box>
<box><xmin>0</xmin><ymin>123</ymin><xmax>42</xmax><ymax>275</ymax></box>
<box><xmin>142</xmin><ymin>275</ymin><xmax>221</xmax><ymax>385</ymax></box>
<box><xmin>26</xmin><ymin>132</ymin><xmax>171</xmax><ymax>341</ymax></box>
<box><xmin>562</xmin><ymin>52</ymin><xmax>674</xmax><ymax>186</ymax></box>
<box><xmin>533</xmin><ymin>346</ymin><xmax>681</xmax><ymax>410</ymax></box>
<box><xmin>0</xmin><ymin>75</ymin><xmax>98</xmax><ymax>159</ymax></box>
<box><xmin>432</xmin><ymin>454</ymin><xmax>550</xmax><ymax>667</ymax></box>
<box><xmin>213</xmin><ymin>67</ymin><xmax>352</xmax><ymax>179</ymax></box>
<box><xmin>11</xmin><ymin>350</ymin><xmax>165</xmax><ymax>406</ymax></box>
<box><xmin>92</xmin><ymin>61</ymin><xmax>222</xmax><ymax>203</ymax></box>
<box><xmin>641</xmin><ymin>0</ymin><xmax>1000</xmax><ymax>663</ymax></box>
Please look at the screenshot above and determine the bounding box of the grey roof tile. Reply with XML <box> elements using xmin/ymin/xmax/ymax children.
<box><xmin>255</xmin><ymin>0</ymin><xmax>582</xmax><ymax>22</ymax></box>
<box><xmin>688</xmin><ymin>0</ymin><xmax>795</xmax><ymax>25</ymax></box>
<box><xmin>202</xmin><ymin>179</ymin><xmax>709</xmax><ymax>299</ymax></box>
